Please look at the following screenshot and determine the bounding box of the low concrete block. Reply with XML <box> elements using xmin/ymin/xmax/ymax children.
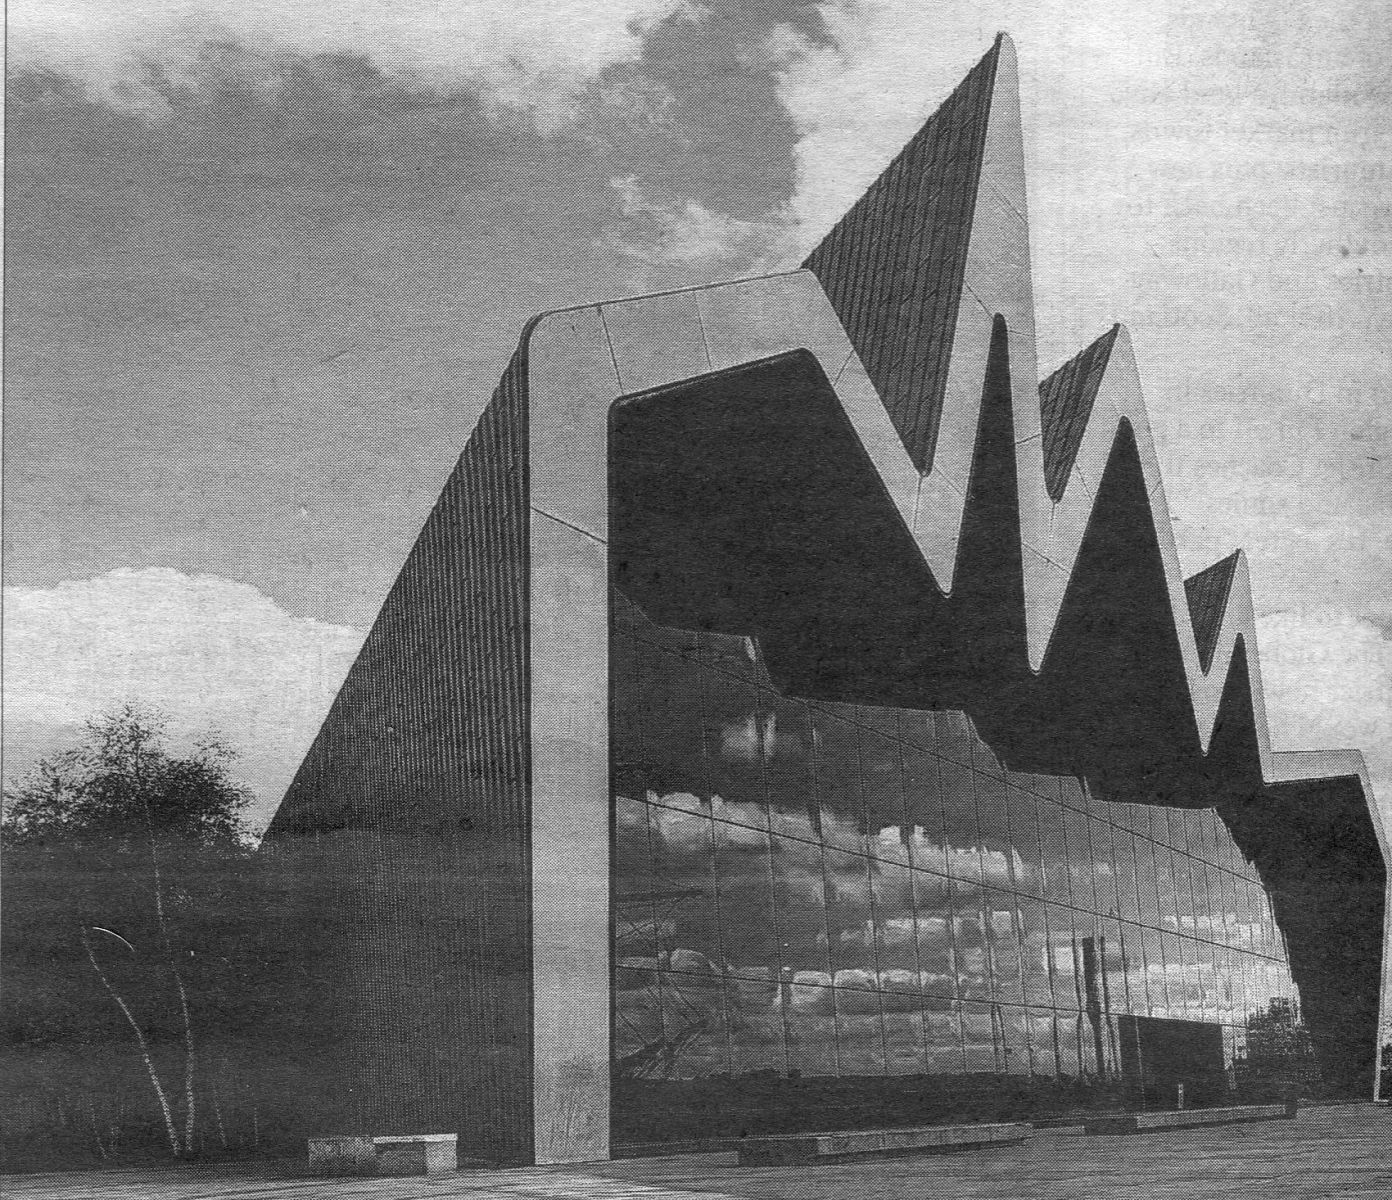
<box><xmin>738</xmin><ymin>1123</ymin><xmax>1030</xmax><ymax>1166</ymax></box>
<box><xmin>307</xmin><ymin>1132</ymin><xmax>458</xmax><ymax>1177</ymax></box>
<box><xmin>1084</xmin><ymin>1105</ymin><xmax>1294</xmax><ymax>1136</ymax></box>
<box><xmin>307</xmin><ymin>1135</ymin><xmax>375</xmax><ymax>1175</ymax></box>
<box><xmin>1032</xmin><ymin>1115</ymin><xmax>1094</xmax><ymax>1130</ymax></box>
<box><xmin>373</xmin><ymin>1133</ymin><xmax>458</xmax><ymax>1176</ymax></box>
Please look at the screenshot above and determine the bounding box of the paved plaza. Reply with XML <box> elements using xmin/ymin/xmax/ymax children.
<box><xmin>5</xmin><ymin>1106</ymin><xmax>1389</xmax><ymax>1200</ymax></box>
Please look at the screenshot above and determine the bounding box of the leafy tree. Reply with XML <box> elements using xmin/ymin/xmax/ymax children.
<box><xmin>3</xmin><ymin>705</ymin><xmax>255</xmax><ymax>1160</ymax></box>
<box><xmin>3</xmin><ymin>704</ymin><xmax>250</xmax><ymax>851</ymax></box>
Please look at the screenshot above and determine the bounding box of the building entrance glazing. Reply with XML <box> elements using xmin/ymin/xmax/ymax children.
<box><xmin>611</xmin><ymin>592</ymin><xmax>1302</xmax><ymax>1137</ymax></box>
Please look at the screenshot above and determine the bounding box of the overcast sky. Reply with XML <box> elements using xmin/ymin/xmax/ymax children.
<box><xmin>5</xmin><ymin>0</ymin><xmax>1390</xmax><ymax>831</ymax></box>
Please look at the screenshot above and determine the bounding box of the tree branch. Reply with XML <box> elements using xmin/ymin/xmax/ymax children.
<box><xmin>81</xmin><ymin>928</ymin><xmax>181</xmax><ymax>1157</ymax></box>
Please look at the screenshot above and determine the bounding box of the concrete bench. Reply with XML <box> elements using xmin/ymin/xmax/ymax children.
<box><xmin>1084</xmin><ymin>1103</ymin><xmax>1296</xmax><ymax>1136</ymax></box>
<box><xmin>307</xmin><ymin>1132</ymin><xmax>457</xmax><ymax>1176</ymax></box>
<box><xmin>737</xmin><ymin>1123</ymin><xmax>1031</xmax><ymax>1166</ymax></box>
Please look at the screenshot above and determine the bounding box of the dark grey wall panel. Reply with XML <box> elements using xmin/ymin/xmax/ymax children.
<box><xmin>1038</xmin><ymin>325</ymin><xmax>1118</xmax><ymax>502</ymax></box>
<box><xmin>802</xmin><ymin>38</ymin><xmax>998</xmax><ymax>473</ymax></box>
<box><xmin>265</xmin><ymin>351</ymin><xmax>533</xmax><ymax>1162</ymax></box>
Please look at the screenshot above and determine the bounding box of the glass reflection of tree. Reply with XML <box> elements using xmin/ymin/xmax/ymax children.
<box><xmin>1233</xmin><ymin>997</ymin><xmax>1318</xmax><ymax>1094</ymax></box>
<box><xmin>614</xmin><ymin>885</ymin><xmax>715</xmax><ymax>1081</ymax></box>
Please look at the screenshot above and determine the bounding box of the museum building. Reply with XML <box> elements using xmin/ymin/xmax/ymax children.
<box><xmin>264</xmin><ymin>35</ymin><xmax>1390</xmax><ymax>1165</ymax></box>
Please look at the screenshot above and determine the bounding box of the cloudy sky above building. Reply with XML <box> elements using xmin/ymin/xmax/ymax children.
<box><xmin>5</xmin><ymin>0</ymin><xmax>1390</xmax><ymax>830</ymax></box>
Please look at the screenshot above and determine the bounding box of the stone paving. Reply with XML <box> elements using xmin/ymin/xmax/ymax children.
<box><xmin>4</xmin><ymin>1105</ymin><xmax>1388</xmax><ymax>1200</ymax></box>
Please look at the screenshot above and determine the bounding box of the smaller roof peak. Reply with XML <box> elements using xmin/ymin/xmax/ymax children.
<box><xmin>1184</xmin><ymin>551</ymin><xmax>1244</xmax><ymax>673</ymax></box>
<box><xmin>1038</xmin><ymin>325</ymin><xmax>1121</xmax><ymax>501</ymax></box>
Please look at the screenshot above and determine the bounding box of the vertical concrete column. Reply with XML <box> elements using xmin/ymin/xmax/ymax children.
<box><xmin>529</xmin><ymin>514</ymin><xmax>610</xmax><ymax>1162</ymax></box>
<box><xmin>527</xmin><ymin>306</ymin><xmax>619</xmax><ymax>1163</ymax></box>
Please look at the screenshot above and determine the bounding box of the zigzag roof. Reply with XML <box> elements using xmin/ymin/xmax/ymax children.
<box><xmin>270</xmin><ymin>34</ymin><xmax>1381</xmax><ymax>822</ymax></box>
<box><xmin>788</xmin><ymin>33</ymin><xmax>1373</xmax><ymax>807</ymax></box>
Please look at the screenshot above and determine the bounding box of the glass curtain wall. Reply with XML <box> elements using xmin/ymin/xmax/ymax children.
<box><xmin>611</xmin><ymin>594</ymin><xmax>1300</xmax><ymax>1102</ymax></box>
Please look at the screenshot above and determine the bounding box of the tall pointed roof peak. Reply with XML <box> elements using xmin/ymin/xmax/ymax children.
<box><xmin>800</xmin><ymin>33</ymin><xmax>1024</xmax><ymax>473</ymax></box>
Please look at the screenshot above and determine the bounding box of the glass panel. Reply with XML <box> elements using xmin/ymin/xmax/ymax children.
<box><xmin>1182</xmin><ymin>935</ymin><xmax>1206</xmax><ymax>1020</ymax></box>
<box><xmin>1106</xmin><ymin>800</ymin><xmax>1136</xmax><ymax>836</ymax></box>
<box><xmin>1076</xmin><ymin>1005</ymin><xmax>1103</xmax><ymax>1080</ymax></box>
<box><xmin>627</xmin><ymin>625</ymin><xmax>713</xmax><ymax>804</ymax></box>
<box><xmin>904</xmin><ymin>745</ymin><xmax>949</xmax><ymax>880</ymax></box>
<box><xmin>1257</xmin><ymin>893</ymin><xmax>1279</xmax><ymax>960</ymax></box>
<box><xmin>1215</xmin><ymin>945</ymin><xmax>1235</xmax><ymax>1023</ymax></box>
<box><xmin>1222</xmin><ymin>1023</ymin><xmax>1238</xmax><ymax>1076</ymax></box>
<box><xmin>1160</xmin><ymin>931</ymin><xmax>1188</xmax><ymax>1019</ymax></box>
<box><xmin>834</xmin><ymin>1003</ymin><xmax>886</xmax><ymax>1076</ymax></box>
<box><xmin>924</xmin><ymin>1008</ymin><xmax>966</xmax><ymax>1074</ymax></box>
<box><xmin>999</xmin><ymin>1004</ymin><xmax>1031</xmax><ymax>1076</ymax></box>
<box><xmin>1018</xmin><ymin>899</ymin><xmax>1055</xmax><ymax>1007</ymax></box>
<box><xmin>1096</xmin><ymin>918</ymin><xmax>1130</xmax><ymax>1020</ymax></box>
<box><xmin>824</xmin><ymin>848</ymin><xmax>876</xmax><ymax>975</ymax></box>
<box><xmin>972</xmin><ymin>742</ymin><xmax>1013</xmax><ymax>883</ymax></box>
<box><xmin>1190</xmin><ymin>934</ymin><xmax>1218</xmax><ymax>1022</ymax></box>
<box><xmin>785</xmin><ymin>989</ymin><xmax>838</xmax><ymax>1077</ymax></box>
<box><xmin>1136</xmin><ymin>925</ymin><xmax>1165</xmax><ymax>1017</ymax></box>
<box><xmin>860</xmin><ymin>712</ymin><xmax>909</xmax><ymax>851</ymax></box>
<box><xmin>934</xmin><ymin>710</ymin><xmax>976</xmax><ymax>765</ymax></box>
<box><xmin>1046</xmin><ymin>904</ymin><xmax>1084</xmax><ymax>1012</ymax></box>
<box><xmin>1027</xmin><ymin>1008</ymin><xmax>1059</xmax><ymax>1078</ymax></box>
<box><xmin>1232</xmin><ymin>949</ymin><xmax>1253</xmax><ymax>1026</ymax></box>
<box><xmin>727</xmin><ymin>975</ymin><xmax>785</xmax><ymax>1075</ymax></box>
<box><xmin>953</xmin><ymin>884</ymin><xmax>991</xmax><ymax>1001</ymax></box>
<box><xmin>764</xmin><ymin>693</ymin><xmax>819</xmax><ymax>844</ymax></box>
<box><xmin>1233</xmin><ymin>878</ymin><xmax>1259</xmax><ymax>951</ymax></box>
<box><xmin>1005</xmin><ymin>783</ymin><xmax>1044</xmax><ymax>897</ymax></box>
<box><xmin>872</xmin><ymin>859</ymin><xmax>918</xmax><ymax>977</ymax></box>
<box><xmin>1036</xmin><ymin>800</ymin><xmax>1071</xmax><ymax>904</ymax></box>
<box><xmin>706</xmin><ymin>658</ymin><xmax>770</xmax><ymax>831</ymax></box>
<box><xmin>911</xmin><ymin>867</ymin><xmax>954</xmax><ymax>977</ymax></box>
<box><xmin>988</xmin><ymin>898</ymin><xmax>1026</xmax><ymax>1006</ymax></box>
<box><xmin>1194</xmin><ymin>807</ymin><xmax>1220</xmax><ymax>866</ymax></box>
<box><xmin>939</xmin><ymin>746</ymin><xmax>983</xmax><ymax>889</ymax></box>
<box><xmin>650</xmin><ymin>806</ymin><xmax>721</xmax><ymax>971</ymax></box>
<box><xmin>811</xmin><ymin>708</ymin><xmax>868</xmax><ymax>851</ymax></box>
<box><xmin>614</xmin><ymin>978</ymin><xmax>661</xmax><ymax>1066</ymax></box>
<box><xmin>1063</xmin><ymin>804</ymin><xmax>1099</xmax><ymax>913</ymax></box>
<box><xmin>1236</xmin><ymin>1019</ymin><xmax>1258</xmax><ymax>1074</ymax></box>
<box><xmin>1056</xmin><ymin>1012</ymin><xmax>1083</xmax><ymax>1079</ymax></box>
<box><xmin>882</xmin><ymin>1010</ymin><xmax>928</xmax><ymax>1076</ymax></box>
<box><xmin>1113</xmin><ymin>828</ymin><xmax>1142</xmax><ymax>922</ymax></box>
<box><xmin>1188</xmin><ymin>861</ymin><xmax>1217</xmax><ymax>940</ymax></box>
<box><xmin>1151</xmin><ymin>837</ymin><xmax>1180</xmax><ymax>930</ymax></box>
<box><xmin>1089</xmin><ymin>813</ymin><xmax>1120</xmax><ymax>919</ymax></box>
<box><xmin>771</xmin><ymin>832</ymin><xmax>830</xmax><ymax>979</ymax></box>
<box><xmin>1215</xmin><ymin>812</ymin><xmax>1242</xmax><ymax>873</ymax></box>
<box><xmin>1216</xmin><ymin>867</ymin><xmax>1240</xmax><ymax>946</ymax></box>
<box><xmin>615</xmin><ymin>796</ymin><xmax>661</xmax><ymax>963</ymax></box>
<box><xmin>1170</xmin><ymin>848</ymin><xmax>1198</xmax><ymax>935</ymax></box>
<box><xmin>714</xmin><ymin>821</ymin><xmax>778</xmax><ymax>979</ymax></box>
<box><xmin>960</xmin><ymin>1001</ymin><xmax>998</xmax><ymax>1072</ymax></box>
<box><xmin>665</xmin><ymin>966</ymin><xmax>733</xmax><ymax>1078</ymax></box>
<box><xmin>1133</xmin><ymin>834</ymin><xmax>1162</xmax><ymax>924</ymax></box>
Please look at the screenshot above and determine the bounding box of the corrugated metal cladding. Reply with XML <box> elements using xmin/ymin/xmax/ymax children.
<box><xmin>1183</xmin><ymin>551</ymin><xmax>1241</xmax><ymax>674</ymax></box>
<box><xmin>802</xmin><ymin>37</ymin><xmax>999</xmax><ymax>476</ymax></box>
<box><xmin>265</xmin><ymin>350</ymin><xmax>534</xmax><ymax>1162</ymax></box>
<box><xmin>1038</xmin><ymin>325</ymin><xmax>1119</xmax><ymax>503</ymax></box>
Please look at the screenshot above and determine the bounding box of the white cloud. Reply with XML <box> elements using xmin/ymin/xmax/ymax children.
<box><xmin>764</xmin><ymin>0</ymin><xmax>1172</xmax><ymax>260</ymax></box>
<box><xmin>3</xmin><ymin>568</ymin><xmax>364</xmax><ymax>832</ymax></box>
<box><xmin>10</xmin><ymin>0</ymin><xmax>705</xmax><ymax>130</ymax></box>
<box><xmin>1257</xmin><ymin>609</ymin><xmax>1392</xmax><ymax>811</ymax></box>
<box><xmin>606</xmin><ymin>175</ymin><xmax>793</xmax><ymax>268</ymax></box>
